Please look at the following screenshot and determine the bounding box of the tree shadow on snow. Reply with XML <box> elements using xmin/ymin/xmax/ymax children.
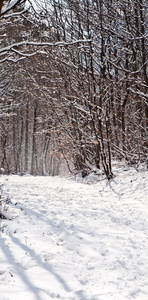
<box><xmin>0</xmin><ymin>235</ymin><xmax>45</xmax><ymax>300</ymax></box>
<box><xmin>105</xmin><ymin>178</ymin><xmax>122</xmax><ymax>199</ymax></box>
<box><xmin>0</xmin><ymin>233</ymin><xmax>77</xmax><ymax>299</ymax></box>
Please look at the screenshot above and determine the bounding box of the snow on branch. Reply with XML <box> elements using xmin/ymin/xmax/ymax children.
<box><xmin>1</xmin><ymin>0</ymin><xmax>25</xmax><ymax>16</ymax></box>
<box><xmin>128</xmin><ymin>88</ymin><xmax>148</xmax><ymax>100</ymax></box>
<box><xmin>2</xmin><ymin>8</ymin><xmax>28</xmax><ymax>18</ymax></box>
<box><xmin>0</xmin><ymin>39</ymin><xmax>91</xmax><ymax>53</ymax></box>
<box><xmin>0</xmin><ymin>39</ymin><xmax>91</xmax><ymax>62</ymax></box>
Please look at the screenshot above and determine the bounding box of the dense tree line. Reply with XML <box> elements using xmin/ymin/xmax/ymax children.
<box><xmin>0</xmin><ymin>0</ymin><xmax>147</xmax><ymax>177</ymax></box>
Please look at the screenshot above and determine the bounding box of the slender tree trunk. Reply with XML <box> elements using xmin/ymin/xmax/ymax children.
<box><xmin>31</xmin><ymin>101</ymin><xmax>37</xmax><ymax>175</ymax></box>
<box><xmin>25</xmin><ymin>101</ymin><xmax>29</xmax><ymax>173</ymax></box>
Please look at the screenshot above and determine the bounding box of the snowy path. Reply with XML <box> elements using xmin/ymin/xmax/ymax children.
<box><xmin>0</xmin><ymin>168</ymin><xmax>148</xmax><ymax>300</ymax></box>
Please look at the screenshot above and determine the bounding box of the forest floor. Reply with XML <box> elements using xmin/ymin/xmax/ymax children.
<box><xmin>0</xmin><ymin>163</ymin><xmax>148</xmax><ymax>300</ymax></box>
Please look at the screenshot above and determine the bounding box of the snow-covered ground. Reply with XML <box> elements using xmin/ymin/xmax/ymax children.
<box><xmin>0</xmin><ymin>165</ymin><xmax>148</xmax><ymax>300</ymax></box>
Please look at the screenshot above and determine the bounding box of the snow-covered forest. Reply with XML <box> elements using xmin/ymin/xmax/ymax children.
<box><xmin>0</xmin><ymin>1</ymin><xmax>148</xmax><ymax>300</ymax></box>
<box><xmin>0</xmin><ymin>0</ymin><xmax>147</xmax><ymax>177</ymax></box>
